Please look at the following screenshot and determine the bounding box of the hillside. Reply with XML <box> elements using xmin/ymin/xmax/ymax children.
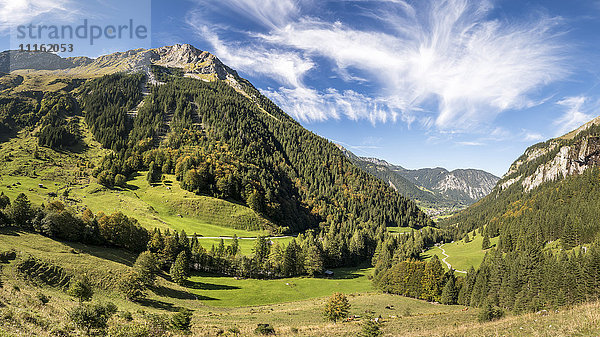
<box><xmin>2</xmin><ymin>230</ymin><xmax>600</xmax><ymax>337</ymax></box>
<box><xmin>446</xmin><ymin>114</ymin><xmax>600</xmax><ymax>245</ymax></box>
<box><xmin>341</xmin><ymin>147</ymin><xmax>499</xmax><ymax>215</ymax></box>
<box><xmin>0</xmin><ymin>44</ymin><xmax>433</xmax><ymax>234</ymax></box>
<box><xmin>421</xmin><ymin>115</ymin><xmax>600</xmax><ymax>315</ymax></box>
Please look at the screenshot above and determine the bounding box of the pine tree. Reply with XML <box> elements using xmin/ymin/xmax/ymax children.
<box><xmin>463</xmin><ymin>233</ymin><xmax>471</xmax><ymax>244</ymax></box>
<box><xmin>440</xmin><ymin>276</ymin><xmax>458</xmax><ymax>305</ymax></box>
<box><xmin>170</xmin><ymin>251</ymin><xmax>189</xmax><ymax>285</ymax></box>
<box><xmin>482</xmin><ymin>233</ymin><xmax>491</xmax><ymax>250</ymax></box>
<box><xmin>323</xmin><ymin>292</ymin><xmax>351</xmax><ymax>322</ymax></box>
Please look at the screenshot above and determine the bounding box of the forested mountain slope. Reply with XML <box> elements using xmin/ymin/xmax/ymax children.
<box><xmin>415</xmin><ymin>116</ymin><xmax>600</xmax><ymax>314</ymax></box>
<box><xmin>444</xmin><ymin>115</ymin><xmax>600</xmax><ymax>248</ymax></box>
<box><xmin>0</xmin><ymin>44</ymin><xmax>432</xmax><ymax>252</ymax></box>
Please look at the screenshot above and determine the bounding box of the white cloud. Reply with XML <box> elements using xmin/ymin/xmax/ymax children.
<box><xmin>523</xmin><ymin>132</ymin><xmax>544</xmax><ymax>142</ymax></box>
<box><xmin>0</xmin><ymin>0</ymin><xmax>72</xmax><ymax>32</ymax></box>
<box><xmin>263</xmin><ymin>86</ymin><xmax>402</xmax><ymax>124</ymax></box>
<box><xmin>457</xmin><ymin>141</ymin><xmax>485</xmax><ymax>146</ymax></box>
<box><xmin>555</xmin><ymin>96</ymin><xmax>594</xmax><ymax>136</ymax></box>
<box><xmin>190</xmin><ymin>0</ymin><xmax>299</xmax><ymax>29</ymax></box>
<box><xmin>188</xmin><ymin>0</ymin><xmax>569</xmax><ymax>130</ymax></box>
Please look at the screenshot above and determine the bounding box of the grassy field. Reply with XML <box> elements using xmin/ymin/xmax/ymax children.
<box><xmin>187</xmin><ymin>266</ymin><xmax>373</xmax><ymax>307</ymax></box>
<box><xmin>194</xmin><ymin>236</ymin><xmax>294</xmax><ymax>256</ymax></box>
<box><xmin>386</xmin><ymin>226</ymin><xmax>416</xmax><ymax>234</ymax></box>
<box><xmin>423</xmin><ymin>229</ymin><xmax>499</xmax><ymax>271</ymax></box>
<box><xmin>3</xmin><ymin>230</ymin><xmax>600</xmax><ymax>336</ymax></box>
<box><xmin>0</xmin><ymin>130</ymin><xmax>280</xmax><ymax>241</ymax></box>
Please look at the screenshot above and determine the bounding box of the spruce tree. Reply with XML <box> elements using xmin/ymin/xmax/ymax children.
<box><xmin>482</xmin><ymin>233</ymin><xmax>491</xmax><ymax>250</ymax></box>
<box><xmin>170</xmin><ymin>251</ymin><xmax>189</xmax><ymax>285</ymax></box>
<box><xmin>440</xmin><ymin>276</ymin><xmax>458</xmax><ymax>305</ymax></box>
<box><xmin>8</xmin><ymin>193</ymin><xmax>32</xmax><ymax>228</ymax></box>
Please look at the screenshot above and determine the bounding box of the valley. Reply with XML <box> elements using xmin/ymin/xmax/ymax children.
<box><xmin>1</xmin><ymin>43</ymin><xmax>600</xmax><ymax>337</ymax></box>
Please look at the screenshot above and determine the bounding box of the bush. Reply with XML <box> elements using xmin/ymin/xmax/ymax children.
<box><xmin>108</xmin><ymin>323</ymin><xmax>149</xmax><ymax>337</ymax></box>
<box><xmin>67</xmin><ymin>275</ymin><xmax>93</xmax><ymax>302</ymax></box>
<box><xmin>254</xmin><ymin>323</ymin><xmax>275</xmax><ymax>335</ymax></box>
<box><xmin>133</xmin><ymin>251</ymin><xmax>159</xmax><ymax>287</ymax></box>
<box><xmin>119</xmin><ymin>271</ymin><xmax>146</xmax><ymax>302</ymax></box>
<box><xmin>360</xmin><ymin>318</ymin><xmax>382</xmax><ymax>337</ymax></box>
<box><xmin>323</xmin><ymin>292</ymin><xmax>351</xmax><ymax>322</ymax></box>
<box><xmin>171</xmin><ymin>309</ymin><xmax>192</xmax><ymax>331</ymax></box>
<box><xmin>69</xmin><ymin>302</ymin><xmax>117</xmax><ymax>335</ymax></box>
<box><xmin>36</xmin><ymin>292</ymin><xmax>50</xmax><ymax>305</ymax></box>
<box><xmin>478</xmin><ymin>302</ymin><xmax>504</xmax><ymax>322</ymax></box>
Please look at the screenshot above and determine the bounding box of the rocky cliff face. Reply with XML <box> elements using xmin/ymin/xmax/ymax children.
<box><xmin>498</xmin><ymin>116</ymin><xmax>600</xmax><ymax>192</ymax></box>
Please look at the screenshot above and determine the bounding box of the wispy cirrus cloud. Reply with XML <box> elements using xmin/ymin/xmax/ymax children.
<box><xmin>188</xmin><ymin>0</ymin><xmax>570</xmax><ymax>131</ymax></box>
<box><xmin>0</xmin><ymin>0</ymin><xmax>73</xmax><ymax>32</ymax></box>
<box><xmin>554</xmin><ymin>96</ymin><xmax>596</xmax><ymax>136</ymax></box>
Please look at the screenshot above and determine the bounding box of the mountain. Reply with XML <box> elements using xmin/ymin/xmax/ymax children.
<box><xmin>340</xmin><ymin>147</ymin><xmax>499</xmax><ymax>214</ymax></box>
<box><xmin>445</xmin><ymin>114</ymin><xmax>600</xmax><ymax>249</ymax></box>
<box><xmin>0</xmin><ymin>44</ymin><xmax>433</xmax><ymax>236</ymax></box>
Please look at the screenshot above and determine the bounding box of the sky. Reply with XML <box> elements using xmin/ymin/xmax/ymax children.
<box><xmin>2</xmin><ymin>0</ymin><xmax>600</xmax><ymax>176</ymax></box>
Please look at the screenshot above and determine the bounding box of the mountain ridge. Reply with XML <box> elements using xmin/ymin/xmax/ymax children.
<box><xmin>339</xmin><ymin>146</ymin><xmax>499</xmax><ymax>214</ymax></box>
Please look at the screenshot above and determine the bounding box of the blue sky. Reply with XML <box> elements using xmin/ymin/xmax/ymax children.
<box><xmin>2</xmin><ymin>0</ymin><xmax>600</xmax><ymax>176</ymax></box>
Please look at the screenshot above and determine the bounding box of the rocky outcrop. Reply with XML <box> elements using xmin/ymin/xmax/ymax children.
<box><xmin>498</xmin><ymin>117</ymin><xmax>600</xmax><ymax>192</ymax></box>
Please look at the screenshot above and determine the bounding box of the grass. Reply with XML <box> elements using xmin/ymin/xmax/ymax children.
<box><xmin>423</xmin><ymin>229</ymin><xmax>499</xmax><ymax>271</ymax></box>
<box><xmin>187</xmin><ymin>266</ymin><xmax>373</xmax><ymax>307</ymax></box>
<box><xmin>3</xmin><ymin>231</ymin><xmax>600</xmax><ymax>336</ymax></box>
<box><xmin>0</xmin><ymin>129</ymin><xmax>279</xmax><ymax>241</ymax></box>
<box><xmin>386</xmin><ymin>226</ymin><xmax>416</xmax><ymax>234</ymax></box>
<box><xmin>195</xmin><ymin>237</ymin><xmax>293</xmax><ymax>256</ymax></box>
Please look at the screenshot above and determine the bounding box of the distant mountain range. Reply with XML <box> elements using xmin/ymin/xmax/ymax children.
<box><xmin>339</xmin><ymin>146</ymin><xmax>499</xmax><ymax>213</ymax></box>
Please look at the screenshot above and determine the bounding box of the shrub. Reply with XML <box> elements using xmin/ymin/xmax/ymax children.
<box><xmin>36</xmin><ymin>292</ymin><xmax>50</xmax><ymax>305</ymax></box>
<box><xmin>254</xmin><ymin>323</ymin><xmax>275</xmax><ymax>335</ymax></box>
<box><xmin>478</xmin><ymin>302</ymin><xmax>504</xmax><ymax>322</ymax></box>
<box><xmin>67</xmin><ymin>275</ymin><xmax>93</xmax><ymax>302</ymax></box>
<box><xmin>119</xmin><ymin>271</ymin><xmax>146</xmax><ymax>302</ymax></box>
<box><xmin>360</xmin><ymin>318</ymin><xmax>382</xmax><ymax>337</ymax></box>
<box><xmin>108</xmin><ymin>323</ymin><xmax>149</xmax><ymax>337</ymax></box>
<box><xmin>171</xmin><ymin>309</ymin><xmax>192</xmax><ymax>331</ymax></box>
<box><xmin>69</xmin><ymin>302</ymin><xmax>117</xmax><ymax>335</ymax></box>
<box><xmin>323</xmin><ymin>292</ymin><xmax>351</xmax><ymax>322</ymax></box>
<box><xmin>133</xmin><ymin>251</ymin><xmax>159</xmax><ymax>287</ymax></box>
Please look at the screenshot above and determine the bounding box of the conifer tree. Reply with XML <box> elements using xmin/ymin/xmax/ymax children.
<box><xmin>323</xmin><ymin>292</ymin><xmax>351</xmax><ymax>322</ymax></box>
<box><xmin>440</xmin><ymin>276</ymin><xmax>458</xmax><ymax>305</ymax></box>
<box><xmin>482</xmin><ymin>233</ymin><xmax>491</xmax><ymax>250</ymax></box>
<box><xmin>8</xmin><ymin>193</ymin><xmax>32</xmax><ymax>228</ymax></box>
<box><xmin>170</xmin><ymin>251</ymin><xmax>189</xmax><ymax>285</ymax></box>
